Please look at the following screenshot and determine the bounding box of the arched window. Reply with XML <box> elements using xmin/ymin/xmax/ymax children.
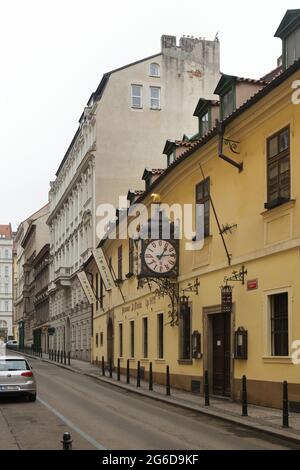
<box><xmin>149</xmin><ymin>63</ymin><xmax>160</xmax><ymax>77</ymax></box>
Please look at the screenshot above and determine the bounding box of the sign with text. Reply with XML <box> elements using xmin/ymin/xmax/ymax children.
<box><xmin>247</xmin><ymin>279</ymin><xmax>258</xmax><ymax>291</ymax></box>
<box><xmin>93</xmin><ymin>248</ymin><xmax>115</xmax><ymax>291</ymax></box>
<box><xmin>77</xmin><ymin>271</ymin><xmax>96</xmax><ymax>305</ymax></box>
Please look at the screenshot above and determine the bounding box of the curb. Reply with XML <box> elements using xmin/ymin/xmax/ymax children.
<box><xmin>20</xmin><ymin>352</ymin><xmax>300</xmax><ymax>446</ymax></box>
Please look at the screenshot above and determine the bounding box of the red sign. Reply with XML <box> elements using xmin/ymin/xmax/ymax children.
<box><xmin>247</xmin><ymin>279</ymin><xmax>258</xmax><ymax>290</ymax></box>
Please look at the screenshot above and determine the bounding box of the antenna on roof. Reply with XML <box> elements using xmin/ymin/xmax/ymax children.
<box><xmin>214</xmin><ymin>31</ymin><xmax>219</xmax><ymax>42</ymax></box>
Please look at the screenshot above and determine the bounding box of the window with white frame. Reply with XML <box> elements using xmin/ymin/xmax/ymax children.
<box><xmin>131</xmin><ymin>85</ymin><xmax>142</xmax><ymax>108</ymax></box>
<box><xmin>150</xmin><ymin>86</ymin><xmax>161</xmax><ymax>109</ymax></box>
<box><xmin>149</xmin><ymin>62</ymin><xmax>160</xmax><ymax>77</ymax></box>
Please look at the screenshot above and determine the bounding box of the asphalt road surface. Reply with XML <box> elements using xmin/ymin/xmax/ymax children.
<box><xmin>0</xmin><ymin>356</ymin><xmax>298</xmax><ymax>450</ymax></box>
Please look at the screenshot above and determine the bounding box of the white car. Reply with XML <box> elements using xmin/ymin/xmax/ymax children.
<box><xmin>5</xmin><ymin>340</ymin><xmax>18</xmax><ymax>349</ymax></box>
<box><xmin>0</xmin><ymin>355</ymin><xmax>37</xmax><ymax>401</ymax></box>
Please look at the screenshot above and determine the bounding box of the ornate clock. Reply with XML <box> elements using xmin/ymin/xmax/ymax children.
<box><xmin>140</xmin><ymin>239</ymin><xmax>179</xmax><ymax>278</ymax></box>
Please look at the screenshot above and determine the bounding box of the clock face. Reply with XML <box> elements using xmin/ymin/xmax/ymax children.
<box><xmin>144</xmin><ymin>240</ymin><xmax>177</xmax><ymax>274</ymax></box>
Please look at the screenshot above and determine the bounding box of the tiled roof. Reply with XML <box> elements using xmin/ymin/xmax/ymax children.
<box><xmin>0</xmin><ymin>224</ymin><xmax>12</xmax><ymax>239</ymax></box>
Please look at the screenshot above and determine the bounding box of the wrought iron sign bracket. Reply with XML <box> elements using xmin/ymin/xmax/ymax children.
<box><xmin>220</xmin><ymin>223</ymin><xmax>238</xmax><ymax>235</ymax></box>
<box><xmin>223</xmin><ymin>265</ymin><xmax>247</xmax><ymax>286</ymax></box>
<box><xmin>138</xmin><ymin>277</ymin><xmax>179</xmax><ymax>327</ymax></box>
<box><xmin>180</xmin><ymin>277</ymin><xmax>200</xmax><ymax>298</ymax></box>
<box><xmin>218</xmin><ymin>123</ymin><xmax>243</xmax><ymax>172</ymax></box>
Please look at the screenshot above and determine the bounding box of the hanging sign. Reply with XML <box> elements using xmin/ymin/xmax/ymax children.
<box><xmin>93</xmin><ymin>248</ymin><xmax>115</xmax><ymax>291</ymax></box>
<box><xmin>77</xmin><ymin>271</ymin><xmax>96</xmax><ymax>305</ymax></box>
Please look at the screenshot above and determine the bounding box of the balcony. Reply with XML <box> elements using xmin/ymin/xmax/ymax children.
<box><xmin>54</xmin><ymin>266</ymin><xmax>72</xmax><ymax>287</ymax></box>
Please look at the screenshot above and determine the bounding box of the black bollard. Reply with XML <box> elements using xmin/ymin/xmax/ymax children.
<box><xmin>166</xmin><ymin>365</ymin><xmax>170</xmax><ymax>396</ymax></box>
<box><xmin>102</xmin><ymin>356</ymin><xmax>105</xmax><ymax>376</ymax></box>
<box><xmin>242</xmin><ymin>375</ymin><xmax>248</xmax><ymax>416</ymax></box>
<box><xmin>68</xmin><ymin>351</ymin><xmax>71</xmax><ymax>366</ymax></box>
<box><xmin>61</xmin><ymin>350</ymin><xmax>63</xmax><ymax>364</ymax></box>
<box><xmin>282</xmin><ymin>381</ymin><xmax>289</xmax><ymax>428</ymax></box>
<box><xmin>137</xmin><ymin>361</ymin><xmax>141</xmax><ymax>388</ymax></box>
<box><xmin>204</xmin><ymin>370</ymin><xmax>210</xmax><ymax>406</ymax></box>
<box><xmin>48</xmin><ymin>349</ymin><xmax>51</xmax><ymax>360</ymax></box>
<box><xmin>64</xmin><ymin>351</ymin><xmax>66</xmax><ymax>365</ymax></box>
<box><xmin>117</xmin><ymin>358</ymin><xmax>120</xmax><ymax>381</ymax></box>
<box><xmin>54</xmin><ymin>350</ymin><xmax>57</xmax><ymax>362</ymax></box>
<box><xmin>126</xmin><ymin>359</ymin><xmax>130</xmax><ymax>384</ymax></box>
<box><xmin>61</xmin><ymin>432</ymin><xmax>73</xmax><ymax>450</ymax></box>
<box><xmin>149</xmin><ymin>362</ymin><xmax>153</xmax><ymax>391</ymax></box>
<box><xmin>40</xmin><ymin>348</ymin><xmax>43</xmax><ymax>358</ymax></box>
<box><xmin>109</xmin><ymin>359</ymin><xmax>113</xmax><ymax>378</ymax></box>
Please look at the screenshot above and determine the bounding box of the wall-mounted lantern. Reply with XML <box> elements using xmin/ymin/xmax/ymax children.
<box><xmin>235</xmin><ymin>327</ymin><xmax>248</xmax><ymax>359</ymax></box>
<box><xmin>192</xmin><ymin>330</ymin><xmax>202</xmax><ymax>359</ymax></box>
<box><xmin>221</xmin><ymin>284</ymin><xmax>233</xmax><ymax>313</ymax></box>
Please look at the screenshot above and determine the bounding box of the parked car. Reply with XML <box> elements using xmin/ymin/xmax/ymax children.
<box><xmin>5</xmin><ymin>340</ymin><xmax>18</xmax><ymax>349</ymax></box>
<box><xmin>0</xmin><ymin>356</ymin><xmax>37</xmax><ymax>401</ymax></box>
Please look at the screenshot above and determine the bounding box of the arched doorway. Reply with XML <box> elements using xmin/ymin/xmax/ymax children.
<box><xmin>107</xmin><ymin>317</ymin><xmax>114</xmax><ymax>365</ymax></box>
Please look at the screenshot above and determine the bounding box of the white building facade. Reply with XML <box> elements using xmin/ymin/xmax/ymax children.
<box><xmin>0</xmin><ymin>225</ymin><xmax>13</xmax><ymax>341</ymax></box>
<box><xmin>47</xmin><ymin>35</ymin><xmax>220</xmax><ymax>362</ymax></box>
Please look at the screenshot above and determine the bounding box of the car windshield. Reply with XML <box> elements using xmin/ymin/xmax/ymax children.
<box><xmin>0</xmin><ymin>359</ymin><xmax>30</xmax><ymax>371</ymax></box>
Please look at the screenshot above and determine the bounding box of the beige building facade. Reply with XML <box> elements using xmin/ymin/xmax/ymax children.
<box><xmin>47</xmin><ymin>34</ymin><xmax>220</xmax><ymax>361</ymax></box>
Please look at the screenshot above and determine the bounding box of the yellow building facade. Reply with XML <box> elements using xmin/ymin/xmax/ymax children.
<box><xmin>86</xmin><ymin>15</ymin><xmax>300</xmax><ymax>408</ymax></box>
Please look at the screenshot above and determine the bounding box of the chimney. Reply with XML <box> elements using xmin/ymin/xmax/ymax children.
<box><xmin>161</xmin><ymin>35</ymin><xmax>176</xmax><ymax>50</ymax></box>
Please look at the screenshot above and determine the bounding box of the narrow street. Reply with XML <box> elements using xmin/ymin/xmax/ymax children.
<box><xmin>0</xmin><ymin>356</ymin><xmax>298</xmax><ymax>450</ymax></box>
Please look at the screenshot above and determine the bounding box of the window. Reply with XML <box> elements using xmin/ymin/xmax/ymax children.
<box><xmin>100</xmin><ymin>332</ymin><xmax>103</xmax><ymax>347</ymax></box>
<box><xmin>266</xmin><ymin>127</ymin><xmax>290</xmax><ymax>208</ymax></box>
<box><xmin>4</xmin><ymin>301</ymin><xmax>8</xmax><ymax>312</ymax></box>
<box><xmin>285</xmin><ymin>27</ymin><xmax>300</xmax><ymax>68</ymax></box>
<box><xmin>100</xmin><ymin>276</ymin><xmax>104</xmax><ymax>309</ymax></box>
<box><xmin>150</xmin><ymin>86</ymin><xmax>161</xmax><ymax>109</ymax></box>
<box><xmin>167</xmin><ymin>150</ymin><xmax>176</xmax><ymax>167</ymax></box>
<box><xmin>196</xmin><ymin>178</ymin><xmax>210</xmax><ymax>238</ymax></box>
<box><xmin>157</xmin><ymin>313</ymin><xmax>164</xmax><ymax>359</ymax></box>
<box><xmin>119</xmin><ymin>323</ymin><xmax>123</xmax><ymax>357</ymax></box>
<box><xmin>96</xmin><ymin>273</ymin><xmax>99</xmax><ymax>311</ymax></box>
<box><xmin>131</xmin><ymin>85</ymin><xmax>142</xmax><ymax>108</ymax></box>
<box><xmin>5</xmin><ymin>266</ymin><xmax>8</xmax><ymax>276</ymax></box>
<box><xmin>221</xmin><ymin>87</ymin><xmax>235</xmax><ymax>119</ymax></box>
<box><xmin>95</xmin><ymin>333</ymin><xmax>99</xmax><ymax>347</ymax></box>
<box><xmin>180</xmin><ymin>305</ymin><xmax>191</xmax><ymax>360</ymax></box>
<box><xmin>270</xmin><ymin>293</ymin><xmax>288</xmax><ymax>356</ymax></box>
<box><xmin>5</xmin><ymin>249</ymin><xmax>8</xmax><ymax>259</ymax></box>
<box><xmin>118</xmin><ymin>246</ymin><xmax>123</xmax><ymax>280</ymax></box>
<box><xmin>142</xmin><ymin>317</ymin><xmax>148</xmax><ymax>358</ymax></box>
<box><xmin>130</xmin><ymin>320</ymin><xmax>135</xmax><ymax>358</ymax></box>
<box><xmin>199</xmin><ymin>111</ymin><xmax>210</xmax><ymax>137</ymax></box>
<box><xmin>149</xmin><ymin>62</ymin><xmax>160</xmax><ymax>77</ymax></box>
<box><xmin>129</xmin><ymin>238</ymin><xmax>134</xmax><ymax>274</ymax></box>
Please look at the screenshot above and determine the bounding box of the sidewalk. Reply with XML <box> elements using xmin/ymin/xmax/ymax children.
<box><xmin>26</xmin><ymin>352</ymin><xmax>300</xmax><ymax>445</ymax></box>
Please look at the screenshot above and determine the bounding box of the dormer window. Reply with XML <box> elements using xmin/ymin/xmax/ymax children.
<box><xmin>199</xmin><ymin>111</ymin><xmax>210</xmax><ymax>137</ymax></box>
<box><xmin>149</xmin><ymin>63</ymin><xmax>160</xmax><ymax>77</ymax></box>
<box><xmin>221</xmin><ymin>87</ymin><xmax>235</xmax><ymax>120</ymax></box>
<box><xmin>167</xmin><ymin>149</ymin><xmax>176</xmax><ymax>166</ymax></box>
<box><xmin>275</xmin><ymin>10</ymin><xmax>300</xmax><ymax>69</ymax></box>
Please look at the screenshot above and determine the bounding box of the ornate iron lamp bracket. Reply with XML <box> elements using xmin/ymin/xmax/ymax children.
<box><xmin>223</xmin><ymin>265</ymin><xmax>247</xmax><ymax>285</ymax></box>
<box><xmin>180</xmin><ymin>277</ymin><xmax>200</xmax><ymax>297</ymax></box>
<box><xmin>218</xmin><ymin>123</ymin><xmax>243</xmax><ymax>172</ymax></box>
<box><xmin>138</xmin><ymin>277</ymin><xmax>179</xmax><ymax>326</ymax></box>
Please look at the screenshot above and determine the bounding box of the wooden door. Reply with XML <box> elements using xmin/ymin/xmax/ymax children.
<box><xmin>212</xmin><ymin>313</ymin><xmax>231</xmax><ymax>396</ymax></box>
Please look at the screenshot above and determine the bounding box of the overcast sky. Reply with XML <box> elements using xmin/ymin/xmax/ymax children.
<box><xmin>0</xmin><ymin>0</ymin><xmax>298</xmax><ymax>228</ymax></box>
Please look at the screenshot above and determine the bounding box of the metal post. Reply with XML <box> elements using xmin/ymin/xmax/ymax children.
<box><xmin>68</xmin><ymin>351</ymin><xmax>71</xmax><ymax>366</ymax></box>
<box><xmin>109</xmin><ymin>359</ymin><xmax>113</xmax><ymax>378</ymax></box>
<box><xmin>64</xmin><ymin>351</ymin><xmax>66</xmax><ymax>365</ymax></box>
<box><xmin>126</xmin><ymin>359</ymin><xmax>130</xmax><ymax>384</ymax></box>
<box><xmin>61</xmin><ymin>432</ymin><xmax>73</xmax><ymax>450</ymax></box>
<box><xmin>149</xmin><ymin>362</ymin><xmax>153</xmax><ymax>391</ymax></box>
<box><xmin>102</xmin><ymin>356</ymin><xmax>105</xmax><ymax>376</ymax></box>
<box><xmin>60</xmin><ymin>350</ymin><xmax>63</xmax><ymax>364</ymax></box>
<box><xmin>40</xmin><ymin>348</ymin><xmax>42</xmax><ymax>359</ymax></box>
<box><xmin>166</xmin><ymin>365</ymin><xmax>170</xmax><ymax>396</ymax></box>
<box><xmin>49</xmin><ymin>350</ymin><xmax>51</xmax><ymax>360</ymax></box>
<box><xmin>117</xmin><ymin>358</ymin><xmax>120</xmax><ymax>381</ymax></box>
<box><xmin>137</xmin><ymin>361</ymin><xmax>141</xmax><ymax>388</ymax></box>
<box><xmin>54</xmin><ymin>350</ymin><xmax>57</xmax><ymax>362</ymax></box>
<box><xmin>242</xmin><ymin>375</ymin><xmax>248</xmax><ymax>416</ymax></box>
<box><xmin>282</xmin><ymin>381</ymin><xmax>289</xmax><ymax>428</ymax></box>
<box><xmin>204</xmin><ymin>370</ymin><xmax>210</xmax><ymax>406</ymax></box>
